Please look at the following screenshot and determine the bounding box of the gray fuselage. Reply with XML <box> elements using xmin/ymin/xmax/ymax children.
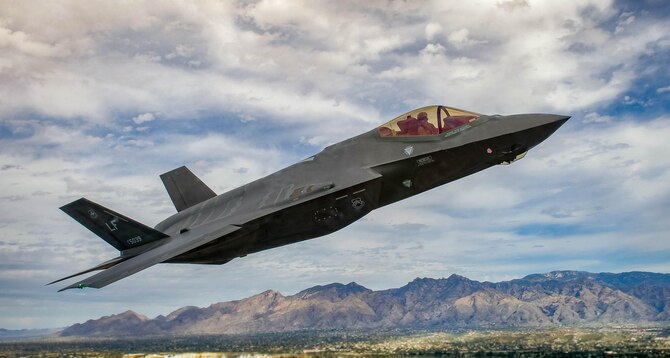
<box><xmin>150</xmin><ymin>113</ymin><xmax>568</xmax><ymax>265</ymax></box>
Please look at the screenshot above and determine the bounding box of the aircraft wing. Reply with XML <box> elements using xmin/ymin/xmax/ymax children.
<box><xmin>58</xmin><ymin>224</ymin><xmax>241</xmax><ymax>291</ymax></box>
<box><xmin>47</xmin><ymin>256</ymin><xmax>128</xmax><ymax>285</ymax></box>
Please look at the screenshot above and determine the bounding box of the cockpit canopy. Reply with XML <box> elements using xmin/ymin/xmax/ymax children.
<box><xmin>378</xmin><ymin>105</ymin><xmax>480</xmax><ymax>137</ymax></box>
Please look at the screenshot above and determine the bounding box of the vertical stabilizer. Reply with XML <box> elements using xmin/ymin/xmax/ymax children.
<box><xmin>160</xmin><ymin>166</ymin><xmax>216</xmax><ymax>212</ymax></box>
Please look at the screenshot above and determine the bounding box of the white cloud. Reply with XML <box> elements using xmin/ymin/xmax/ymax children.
<box><xmin>615</xmin><ymin>12</ymin><xmax>636</xmax><ymax>34</ymax></box>
<box><xmin>132</xmin><ymin>112</ymin><xmax>155</xmax><ymax>124</ymax></box>
<box><xmin>425</xmin><ymin>22</ymin><xmax>442</xmax><ymax>41</ymax></box>
<box><xmin>0</xmin><ymin>26</ymin><xmax>68</xmax><ymax>58</ymax></box>
<box><xmin>420</xmin><ymin>43</ymin><xmax>446</xmax><ymax>57</ymax></box>
<box><xmin>1</xmin><ymin>0</ymin><xmax>666</xmax><ymax>130</ymax></box>
<box><xmin>447</xmin><ymin>28</ymin><xmax>486</xmax><ymax>48</ymax></box>
<box><xmin>497</xmin><ymin>0</ymin><xmax>530</xmax><ymax>12</ymax></box>
<box><xmin>583</xmin><ymin>112</ymin><xmax>613</xmax><ymax>123</ymax></box>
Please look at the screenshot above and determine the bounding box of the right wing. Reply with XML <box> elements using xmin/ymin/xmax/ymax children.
<box><xmin>58</xmin><ymin>224</ymin><xmax>241</xmax><ymax>291</ymax></box>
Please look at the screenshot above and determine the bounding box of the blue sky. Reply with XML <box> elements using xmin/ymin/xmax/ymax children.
<box><xmin>1</xmin><ymin>0</ymin><xmax>669</xmax><ymax>329</ymax></box>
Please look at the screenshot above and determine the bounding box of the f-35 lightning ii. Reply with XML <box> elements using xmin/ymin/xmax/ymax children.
<box><xmin>51</xmin><ymin>105</ymin><xmax>569</xmax><ymax>291</ymax></box>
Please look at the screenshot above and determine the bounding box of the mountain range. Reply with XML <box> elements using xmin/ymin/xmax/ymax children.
<box><xmin>59</xmin><ymin>271</ymin><xmax>670</xmax><ymax>336</ymax></box>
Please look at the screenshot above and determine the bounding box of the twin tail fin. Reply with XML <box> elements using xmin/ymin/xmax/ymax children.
<box><xmin>54</xmin><ymin>166</ymin><xmax>216</xmax><ymax>289</ymax></box>
<box><xmin>160</xmin><ymin>166</ymin><xmax>216</xmax><ymax>212</ymax></box>
<box><xmin>60</xmin><ymin>198</ymin><xmax>169</xmax><ymax>251</ymax></box>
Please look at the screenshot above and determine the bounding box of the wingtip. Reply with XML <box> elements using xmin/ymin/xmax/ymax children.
<box><xmin>58</xmin><ymin>284</ymin><xmax>75</xmax><ymax>292</ymax></box>
<box><xmin>47</xmin><ymin>277</ymin><xmax>68</xmax><ymax>286</ymax></box>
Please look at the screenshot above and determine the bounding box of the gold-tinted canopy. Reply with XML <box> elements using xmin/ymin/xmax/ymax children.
<box><xmin>378</xmin><ymin>105</ymin><xmax>480</xmax><ymax>137</ymax></box>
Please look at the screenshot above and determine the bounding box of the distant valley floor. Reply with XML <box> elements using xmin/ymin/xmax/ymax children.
<box><xmin>1</xmin><ymin>327</ymin><xmax>670</xmax><ymax>357</ymax></box>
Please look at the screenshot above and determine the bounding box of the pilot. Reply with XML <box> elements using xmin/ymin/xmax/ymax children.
<box><xmin>416</xmin><ymin>112</ymin><xmax>437</xmax><ymax>135</ymax></box>
<box><xmin>396</xmin><ymin>114</ymin><xmax>416</xmax><ymax>135</ymax></box>
<box><xmin>378</xmin><ymin>126</ymin><xmax>394</xmax><ymax>137</ymax></box>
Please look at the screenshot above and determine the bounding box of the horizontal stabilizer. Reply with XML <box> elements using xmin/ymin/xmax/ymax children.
<box><xmin>47</xmin><ymin>256</ymin><xmax>127</xmax><ymax>285</ymax></box>
<box><xmin>59</xmin><ymin>224</ymin><xmax>241</xmax><ymax>291</ymax></box>
<box><xmin>60</xmin><ymin>198</ymin><xmax>169</xmax><ymax>251</ymax></box>
<box><xmin>160</xmin><ymin>166</ymin><xmax>216</xmax><ymax>212</ymax></box>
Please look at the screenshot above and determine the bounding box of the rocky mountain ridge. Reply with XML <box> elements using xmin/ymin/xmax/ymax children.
<box><xmin>60</xmin><ymin>271</ymin><xmax>670</xmax><ymax>336</ymax></box>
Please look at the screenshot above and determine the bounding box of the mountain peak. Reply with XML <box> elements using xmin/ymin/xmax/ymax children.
<box><xmin>296</xmin><ymin>281</ymin><xmax>370</xmax><ymax>300</ymax></box>
<box><xmin>119</xmin><ymin>310</ymin><xmax>144</xmax><ymax>317</ymax></box>
<box><xmin>165</xmin><ymin>306</ymin><xmax>199</xmax><ymax>321</ymax></box>
<box><xmin>522</xmin><ymin>270</ymin><xmax>591</xmax><ymax>282</ymax></box>
<box><xmin>409</xmin><ymin>277</ymin><xmax>436</xmax><ymax>284</ymax></box>
<box><xmin>250</xmin><ymin>289</ymin><xmax>284</xmax><ymax>302</ymax></box>
<box><xmin>59</xmin><ymin>309</ymin><xmax>151</xmax><ymax>337</ymax></box>
<box><xmin>405</xmin><ymin>274</ymin><xmax>473</xmax><ymax>287</ymax></box>
<box><xmin>447</xmin><ymin>273</ymin><xmax>472</xmax><ymax>282</ymax></box>
<box><xmin>100</xmin><ymin>310</ymin><xmax>149</xmax><ymax>322</ymax></box>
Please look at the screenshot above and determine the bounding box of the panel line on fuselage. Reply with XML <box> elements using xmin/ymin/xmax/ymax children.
<box><xmin>184</xmin><ymin>200</ymin><xmax>211</xmax><ymax>229</ymax></box>
<box><xmin>198</xmin><ymin>203</ymin><xmax>219</xmax><ymax>226</ymax></box>
<box><xmin>257</xmin><ymin>190</ymin><xmax>273</xmax><ymax>209</ymax></box>
<box><xmin>275</xmin><ymin>184</ymin><xmax>294</xmax><ymax>205</ymax></box>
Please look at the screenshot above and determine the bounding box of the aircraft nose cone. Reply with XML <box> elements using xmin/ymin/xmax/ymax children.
<box><xmin>496</xmin><ymin>113</ymin><xmax>570</xmax><ymax>151</ymax></box>
<box><xmin>549</xmin><ymin>114</ymin><xmax>571</xmax><ymax>124</ymax></box>
<box><xmin>529</xmin><ymin>113</ymin><xmax>571</xmax><ymax>127</ymax></box>
<box><xmin>504</xmin><ymin>113</ymin><xmax>570</xmax><ymax>130</ymax></box>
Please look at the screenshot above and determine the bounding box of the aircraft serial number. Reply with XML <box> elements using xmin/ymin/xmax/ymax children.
<box><xmin>127</xmin><ymin>236</ymin><xmax>142</xmax><ymax>245</ymax></box>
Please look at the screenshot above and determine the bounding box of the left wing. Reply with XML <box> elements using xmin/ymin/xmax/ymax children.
<box><xmin>47</xmin><ymin>256</ymin><xmax>127</xmax><ymax>285</ymax></box>
<box><xmin>58</xmin><ymin>224</ymin><xmax>241</xmax><ymax>291</ymax></box>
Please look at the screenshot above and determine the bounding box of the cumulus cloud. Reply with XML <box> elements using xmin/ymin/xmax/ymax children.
<box><xmin>583</xmin><ymin>112</ymin><xmax>613</xmax><ymax>123</ymax></box>
<box><xmin>424</xmin><ymin>22</ymin><xmax>442</xmax><ymax>41</ymax></box>
<box><xmin>132</xmin><ymin>112</ymin><xmax>155</xmax><ymax>124</ymax></box>
<box><xmin>447</xmin><ymin>29</ymin><xmax>487</xmax><ymax>48</ymax></box>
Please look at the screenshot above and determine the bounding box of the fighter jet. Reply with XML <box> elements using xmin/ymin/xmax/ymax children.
<box><xmin>51</xmin><ymin>105</ymin><xmax>569</xmax><ymax>291</ymax></box>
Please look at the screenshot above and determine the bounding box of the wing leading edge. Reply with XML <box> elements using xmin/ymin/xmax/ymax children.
<box><xmin>58</xmin><ymin>224</ymin><xmax>241</xmax><ymax>291</ymax></box>
<box><xmin>47</xmin><ymin>256</ymin><xmax>128</xmax><ymax>286</ymax></box>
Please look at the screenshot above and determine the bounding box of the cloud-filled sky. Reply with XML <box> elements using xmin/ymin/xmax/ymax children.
<box><xmin>1</xmin><ymin>0</ymin><xmax>669</xmax><ymax>329</ymax></box>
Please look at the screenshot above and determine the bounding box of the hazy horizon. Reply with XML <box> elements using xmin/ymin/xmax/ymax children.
<box><xmin>5</xmin><ymin>269</ymin><xmax>669</xmax><ymax>331</ymax></box>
